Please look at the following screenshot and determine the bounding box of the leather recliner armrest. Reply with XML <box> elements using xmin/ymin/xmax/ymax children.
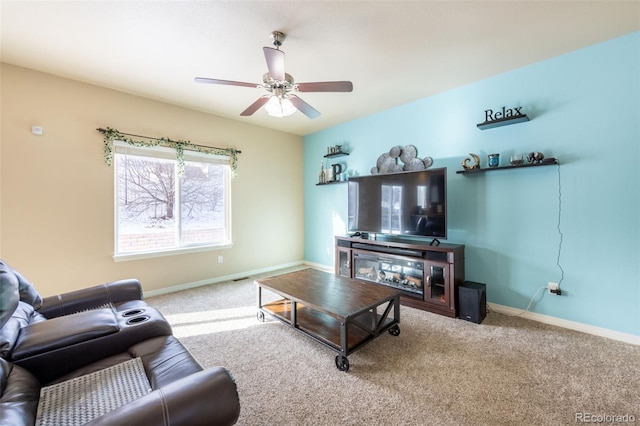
<box><xmin>15</xmin><ymin>308</ymin><xmax>172</xmax><ymax>384</ymax></box>
<box><xmin>85</xmin><ymin>367</ymin><xmax>241</xmax><ymax>426</ymax></box>
<box><xmin>38</xmin><ymin>279</ymin><xmax>143</xmax><ymax>318</ymax></box>
<box><xmin>11</xmin><ymin>309</ymin><xmax>119</xmax><ymax>361</ymax></box>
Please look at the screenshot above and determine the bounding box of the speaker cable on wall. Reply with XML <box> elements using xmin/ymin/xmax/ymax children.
<box><xmin>555</xmin><ymin>163</ymin><xmax>565</xmax><ymax>291</ymax></box>
<box><xmin>498</xmin><ymin>162</ymin><xmax>564</xmax><ymax>317</ymax></box>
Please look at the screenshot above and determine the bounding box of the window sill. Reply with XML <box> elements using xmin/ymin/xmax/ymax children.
<box><xmin>113</xmin><ymin>243</ymin><xmax>233</xmax><ymax>262</ymax></box>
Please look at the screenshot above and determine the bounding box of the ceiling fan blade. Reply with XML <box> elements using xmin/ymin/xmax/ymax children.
<box><xmin>240</xmin><ymin>96</ymin><xmax>270</xmax><ymax>116</ymax></box>
<box><xmin>263</xmin><ymin>47</ymin><xmax>285</xmax><ymax>81</ymax></box>
<box><xmin>289</xmin><ymin>95</ymin><xmax>321</xmax><ymax>119</ymax></box>
<box><xmin>194</xmin><ymin>77</ymin><xmax>257</xmax><ymax>88</ymax></box>
<box><xmin>296</xmin><ymin>81</ymin><xmax>353</xmax><ymax>92</ymax></box>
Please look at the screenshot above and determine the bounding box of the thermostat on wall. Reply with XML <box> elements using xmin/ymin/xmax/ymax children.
<box><xmin>31</xmin><ymin>126</ymin><xmax>43</xmax><ymax>135</ymax></box>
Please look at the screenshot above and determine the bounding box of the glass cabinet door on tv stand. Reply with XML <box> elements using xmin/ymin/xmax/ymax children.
<box><xmin>336</xmin><ymin>246</ymin><xmax>351</xmax><ymax>278</ymax></box>
<box><xmin>424</xmin><ymin>260</ymin><xmax>450</xmax><ymax>306</ymax></box>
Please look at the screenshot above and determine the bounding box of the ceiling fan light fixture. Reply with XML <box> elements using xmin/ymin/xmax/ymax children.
<box><xmin>195</xmin><ymin>30</ymin><xmax>352</xmax><ymax>119</ymax></box>
<box><xmin>264</xmin><ymin>95</ymin><xmax>296</xmax><ymax>117</ymax></box>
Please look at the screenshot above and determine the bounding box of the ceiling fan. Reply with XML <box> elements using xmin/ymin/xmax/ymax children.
<box><xmin>195</xmin><ymin>31</ymin><xmax>353</xmax><ymax>119</ymax></box>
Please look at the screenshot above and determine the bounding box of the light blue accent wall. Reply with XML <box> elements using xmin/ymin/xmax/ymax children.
<box><xmin>303</xmin><ymin>32</ymin><xmax>640</xmax><ymax>336</ymax></box>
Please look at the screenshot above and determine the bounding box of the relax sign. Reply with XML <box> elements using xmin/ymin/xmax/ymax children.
<box><xmin>484</xmin><ymin>106</ymin><xmax>524</xmax><ymax>122</ymax></box>
<box><xmin>477</xmin><ymin>105</ymin><xmax>529</xmax><ymax>130</ymax></box>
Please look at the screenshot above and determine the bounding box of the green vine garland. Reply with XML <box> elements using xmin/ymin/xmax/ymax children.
<box><xmin>101</xmin><ymin>127</ymin><xmax>239</xmax><ymax>176</ymax></box>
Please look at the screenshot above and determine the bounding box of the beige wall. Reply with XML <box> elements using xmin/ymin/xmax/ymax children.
<box><xmin>0</xmin><ymin>63</ymin><xmax>304</xmax><ymax>296</ymax></box>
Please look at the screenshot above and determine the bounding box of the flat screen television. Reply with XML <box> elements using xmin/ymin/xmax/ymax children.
<box><xmin>347</xmin><ymin>167</ymin><xmax>447</xmax><ymax>241</ymax></box>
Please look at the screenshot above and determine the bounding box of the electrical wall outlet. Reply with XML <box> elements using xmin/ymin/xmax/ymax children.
<box><xmin>548</xmin><ymin>282</ymin><xmax>559</xmax><ymax>294</ymax></box>
<box><xmin>217</xmin><ymin>255</ymin><xmax>223</xmax><ymax>264</ymax></box>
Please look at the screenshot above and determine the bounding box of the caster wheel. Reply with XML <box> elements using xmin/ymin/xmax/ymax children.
<box><xmin>257</xmin><ymin>311</ymin><xmax>265</xmax><ymax>322</ymax></box>
<box><xmin>388</xmin><ymin>325</ymin><xmax>400</xmax><ymax>336</ymax></box>
<box><xmin>335</xmin><ymin>355</ymin><xmax>350</xmax><ymax>372</ymax></box>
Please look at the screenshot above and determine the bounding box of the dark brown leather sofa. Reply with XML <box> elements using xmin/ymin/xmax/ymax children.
<box><xmin>0</xmin><ymin>260</ymin><xmax>240</xmax><ymax>425</ymax></box>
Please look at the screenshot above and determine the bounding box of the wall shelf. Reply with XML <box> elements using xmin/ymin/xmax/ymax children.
<box><xmin>316</xmin><ymin>180</ymin><xmax>347</xmax><ymax>186</ymax></box>
<box><xmin>477</xmin><ymin>114</ymin><xmax>529</xmax><ymax>130</ymax></box>
<box><xmin>456</xmin><ymin>158</ymin><xmax>558</xmax><ymax>175</ymax></box>
<box><xmin>319</xmin><ymin>151</ymin><xmax>349</xmax><ymax>185</ymax></box>
<box><xmin>324</xmin><ymin>152</ymin><xmax>349</xmax><ymax>158</ymax></box>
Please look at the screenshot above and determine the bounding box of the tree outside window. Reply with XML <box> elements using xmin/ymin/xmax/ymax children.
<box><xmin>114</xmin><ymin>143</ymin><xmax>231</xmax><ymax>257</ymax></box>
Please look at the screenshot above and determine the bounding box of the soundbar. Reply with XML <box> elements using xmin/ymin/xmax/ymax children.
<box><xmin>352</xmin><ymin>243</ymin><xmax>424</xmax><ymax>258</ymax></box>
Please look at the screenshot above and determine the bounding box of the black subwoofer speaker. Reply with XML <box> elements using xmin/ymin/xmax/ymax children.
<box><xmin>458</xmin><ymin>281</ymin><xmax>486</xmax><ymax>324</ymax></box>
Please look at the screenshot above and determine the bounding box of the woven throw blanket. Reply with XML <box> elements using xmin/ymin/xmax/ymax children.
<box><xmin>36</xmin><ymin>357</ymin><xmax>152</xmax><ymax>426</ymax></box>
<box><xmin>66</xmin><ymin>302</ymin><xmax>113</xmax><ymax>315</ymax></box>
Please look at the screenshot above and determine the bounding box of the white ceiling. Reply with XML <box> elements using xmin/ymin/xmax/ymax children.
<box><xmin>2</xmin><ymin>1</ymin><xmax>639</xmax><ymax>136</ymax></box>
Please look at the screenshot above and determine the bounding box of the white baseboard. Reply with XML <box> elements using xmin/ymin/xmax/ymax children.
<box><xmin>142</xmin><ymin>260</ymin><xmax>305</xmax><ymax>298</ymax></box>
<box><xmin>143</xmin><ymin>265</ymin><xmax>638</xmax><ymax>346</ymax></box>
<box><xmin>488</xmin><ymin>302</ymin><xmax>640</xmax><ymax>346</ymax></box>
<box><xmin>301</xmin><ymin>260</ymin><xmax>333</xmax><ymax>273</ymax></box>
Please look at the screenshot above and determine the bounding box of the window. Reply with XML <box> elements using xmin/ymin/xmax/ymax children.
<box><xmin>113</xmin><ymin>142</ymin><xmax>231</xmax><ymax>259</ymax></box>
<box><xmin>380</xmin><ymin>184</ymin><xmax>403</xmax><ymax>234</ymax></box>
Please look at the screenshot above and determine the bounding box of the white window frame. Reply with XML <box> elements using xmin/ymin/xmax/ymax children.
<box><xmin>112</xmin><ymin>141</ymin><xmax>232</xmax><ymax>261</ymax></box>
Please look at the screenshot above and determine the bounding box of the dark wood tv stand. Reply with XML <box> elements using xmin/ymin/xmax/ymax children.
<box><xmin>335</xmin><ymin>235</ymin><xmax>465</xmax><ymax>317</ymax></box>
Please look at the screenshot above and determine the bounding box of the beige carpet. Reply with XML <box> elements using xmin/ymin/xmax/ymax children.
<box><xmin>147</xmin><ymin>268</ymin><xmax>640</xmax><ymax>426</ymax></box>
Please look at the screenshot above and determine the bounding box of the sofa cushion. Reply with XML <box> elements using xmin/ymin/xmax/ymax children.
<box><xmin>129</xmin><ymin>335</ymin><xmax>204</xmax><ymax>389</ymax></box>
<box><xmin>0</xmin><ymin>260</ymin><xmax>43</xmax><ymax>329</ymax></box>
<box><xmin>47</xmin><ymin>336</ymin><xmax>204</xmax><ymax>388</ymax></box>
<box><xmin>14</xmin><ymin>269</ymin><xmax>42</xmax><ymax>310</ymax></box>
<box><xmin>0</xmin><ymin>302</ymin><xmax>35</xmax><ymax>359</ymax></box>
<box><xmin>0</xmin><ymin>357</ymin><xmax>41</xmax><ymax>426</ymax></box>
<box><xmin>0</xmin><ymin>261</ymin><xmax>20</xmax><ymax>329</ymax></box>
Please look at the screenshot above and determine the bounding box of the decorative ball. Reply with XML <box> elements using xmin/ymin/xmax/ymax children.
<box><xmin>379</xmin><ymin>157</ymin><xmax>397</xmax><ymax>174</ymax></box>
<box><xmin>404</xmin><ymin>158</ymin><xmax>426</xmax><ymax>171</ymax></box>
<box><xmin>389</xmin><ymin>146</ymin><xmax>402</xmax><ymax>158</ymax></box>
<box><xmin>376</xmin><ymin>153</ymin><xmax>390</xmax><ymax>169</ymax></box>
<box><xmin>390</xmin><ymin>164</ymin><xmax>404</xmax><ymax>173</ymax></box>
<box><xmin>399</xmin><ymin>145</ymin><xmax>417</xmax><ymax>163</ymax></box>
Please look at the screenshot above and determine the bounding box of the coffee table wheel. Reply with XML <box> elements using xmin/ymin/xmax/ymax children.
<box><xmin>335</xmin><ymin>355</ymin><xmax>350</xmax><ymax>372</ymax></box>
<box><xmin>257</xmin><ymin>311</ymin><xmax>265</xmax><ymax>322</ymax></box>
<box><xmin>388</xmin><ymin>324</ymin><xmax>401</xmax><ymax>336</ymax></box>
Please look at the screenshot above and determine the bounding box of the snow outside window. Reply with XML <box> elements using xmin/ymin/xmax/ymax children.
<box><xmin>113</xmin><ymin>142</ymin><xmax>231</xmax><ymax>260</ymax></box>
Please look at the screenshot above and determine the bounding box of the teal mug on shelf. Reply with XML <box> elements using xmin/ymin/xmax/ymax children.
<box><xmin>488</xmin><ymin>153</ymin><xmax>500</xmax><ymax>168</ymax></box>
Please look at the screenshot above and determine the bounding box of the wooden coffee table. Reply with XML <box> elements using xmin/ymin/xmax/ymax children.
<box><xmin>256</xmin><ymin>268</ymin><xmax>401</xmax><ymax>371</ymax></box>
